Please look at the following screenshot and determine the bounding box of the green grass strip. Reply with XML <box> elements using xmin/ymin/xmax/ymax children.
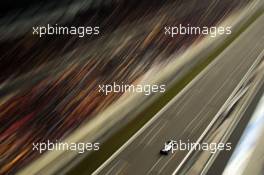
<box><xmin>67</xmin><ymin>10</ymin><xmax>263</xmax><ymax>175</ymax></box>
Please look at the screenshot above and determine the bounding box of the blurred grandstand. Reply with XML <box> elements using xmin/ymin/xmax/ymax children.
<box><xmin>0</xmin><ymin>0</ymin><xmax>252</xmax><ymax>174</ymax></box>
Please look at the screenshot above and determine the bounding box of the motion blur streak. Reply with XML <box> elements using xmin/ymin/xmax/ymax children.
<box><xmin>0</xmin><ymin>0</ymin><xmax>250</xmax><ymax>174</ymax></box>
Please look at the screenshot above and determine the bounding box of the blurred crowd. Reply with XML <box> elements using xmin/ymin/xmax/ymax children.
<box><xmin>0</xmin><ymin>0</ymin><xmax>251</xmax><ymax>174</ymax></box>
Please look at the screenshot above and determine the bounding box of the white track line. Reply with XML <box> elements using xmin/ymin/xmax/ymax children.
<box><xmin>92</xmin><ymin>43</ymin><xmax>227</xmax><ymax>175</ymax></box>
<box><xmin>171</xmin><ymin>49</ymin><xmax>264</xmax><ymax>175</ymax></box>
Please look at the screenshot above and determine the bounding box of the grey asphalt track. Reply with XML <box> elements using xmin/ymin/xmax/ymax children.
<box><xmin>93</xmin><ymin>13</ymin><xmax>264</xmax><ymax>175</ymax></box>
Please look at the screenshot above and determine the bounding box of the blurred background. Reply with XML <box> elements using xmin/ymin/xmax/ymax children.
<box><xmin>0</xmin><ymin>0</ymin><xmax>258</xmax><ymax>174</ymax></box>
